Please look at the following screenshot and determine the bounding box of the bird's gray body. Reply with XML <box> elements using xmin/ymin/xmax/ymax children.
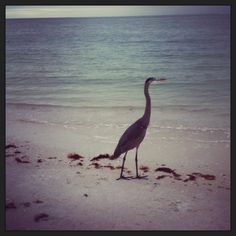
<box><xmin>112</xmin><ymin>77</ymin><xmax>165</xmax><ymax>179</ymax></box>
<box><xmin>113</xmin><ymin>117</ymin><xmax>147</xmax><ymax>158</ymax></box>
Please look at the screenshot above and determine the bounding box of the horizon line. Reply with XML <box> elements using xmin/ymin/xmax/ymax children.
<box><xmin>6</xmin><ymin>12</ymin><xmax>230</xmax><ymax>20</ymax></box>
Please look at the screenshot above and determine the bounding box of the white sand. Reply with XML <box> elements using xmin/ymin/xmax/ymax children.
<box><xmin>6</xmin><ymin>119</ymin><xmax>230</xmax><ymax>230</ymax></box>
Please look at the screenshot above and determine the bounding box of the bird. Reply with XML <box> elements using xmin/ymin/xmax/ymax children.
<box><xmin>111</xmin><ymin>77</ymin><xmax>166</xmax><ymax>180</ymax></box>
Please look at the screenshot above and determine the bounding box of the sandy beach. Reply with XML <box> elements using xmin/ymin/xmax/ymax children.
<box><xmin>5</xmin><ymin>11</ymin><xmax>230</xmax><ymax>231</ymax></box>
<box><xmin>5</xmin><ymin>116</ymin><xmax>230</xmax><ymax>231</ymax></box>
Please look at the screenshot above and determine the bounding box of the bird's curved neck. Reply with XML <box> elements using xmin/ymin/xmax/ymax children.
<box><xmin>142</xmin><ymin>83</ymin><xmax>151</xmax><ymax>128</ymax></box>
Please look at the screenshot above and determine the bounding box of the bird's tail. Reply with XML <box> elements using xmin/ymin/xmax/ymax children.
<box><xmin>110</xmin><ymin>147</ymin><xmax>121</xmax><ymax>160</ymax></box>
<box><xmin>110</xmin><ymin>154</ymin><xmax>118</xmax><ymax>160</ymax></box>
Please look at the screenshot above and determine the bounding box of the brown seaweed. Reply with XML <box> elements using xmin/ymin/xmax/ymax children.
<box><xmin>103</xmin><ymin>164</ymin><xmax>115</xmax><ymax>170</ymax></box>
<box><xmin>156</xmin><ymin>175</ymin><xmax>171</xmax><ymax>180</ymax></box>
<box><xmin>155</xmin><ymin>167</ymin><xmax>181</xmax><ymax>178</ymax></box>
<box><xmin>115</xmin><ymin>166</ymin><xmax>122</xmax><ymax>169</ymax></box>
<box><xmin>90</xmin><ymin>154</ymin><xmax>111</xmax><ymax>161</ymax></box>
<box><xmin>154</xmin><ymin>166</ymin><xmax>216</xmax><ymax>183</ymax></box>
<box><xmin>191</xmin><ymin>172</ymin><xmax>216</xmax><ymax>180</ymax></box>
<box><xmin>67</xmin><ymin>153</ymin><xmax>84</xmax><ymax>161</ymax></box>
<box><xmin>90</xmin><ymin>162</ymin><xmax>102</xmax><ymax>169</ymax></box>
<box><xmin>183</xmin><ymin>174</ymin><xmax>196</xmax><ymax>182</ymax></box>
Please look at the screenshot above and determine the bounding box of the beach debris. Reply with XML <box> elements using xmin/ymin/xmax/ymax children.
<box><xmin>21</xmin><ymin>202</ymin><xmax>31</xmax><ymax>207</ymax></box>
<box><xmin>67</xmin><ymin>153</ymin><xmax>84</xmax><ymax>161</ymax></box>
<box><xmin>191</xmin><ymin>172</ymin><xmax>216</xmax><ymax>180</ymax></box>
<box><xmin>34</xmin><ymin>213</ymin><xmax>49</xmax><ymax>222</ymax></box>
<box><xmin>6</xmin><ymin>154</ymin><xmax>14</xmax><ymax>157</ymax></box>
<box><xmin>156</xmin><ymin>175</ymin><xmax>170</xmax><ymax>180</ymax></box>
<box><xmin>48</xmin><ymin>156</ymin><xmax>57</xmax><ymax>159</ymax></box>
<box><xmin>83</xmin><ymin>193</ymin><xmax>88</xmax><ymax>197</ymax></box>
<box><xmin>139</xmin><ymin>165</ymin><xmax>150</xmax><ymax>173</ymax></box>
<box><xmin>154</xmin><ymin>166</ymin><xmax>216</xmax><ymax>183</ymax></box>
<box><xmin>183</xmin><ymin>174</ymin><xmax>197</xmax><ymax>182</ymax></box>
<box><xmin>155</xmin><ymin>167</ymin><xmax>174</xmax><ymax>173</ymax></box>
<box><xmin>70</xmin><ymin>161</ymin><xmax>84</xmax><ymax>167</ymax></box>
<box><xmin>90</xmin><ymin>162</ymin><xmax>118</xmax><ymax>170</ymax></box>
<box><xmin>155</xmin><ymin>167</ymin><xmax>181</xmax><ymax>179</ymax></box>
<box><xmin>6</xmin><ymin>201</ymin><xmax>17</xmax><ymax>210</ymax></box>
<box><xmin>33</xmin><ymin>200</ymin><xmax>44</xmax><ymax>204</ymax></box>
<box><xmin>155</xmin><ymin>166</ymin><xmax>184</xmax><ymax>181</ymax></box>
<box><xmin>90</xmin><ymin>162</ymin><xmax>102</xmax><ymax>169</ymax></box>
<box><xmin>15</xmin><ymin>157</ymin><xmax>30</xmax><ymax>163</ymax></box>
<box><xmin>116</xmin><ymin>166</ymin><xmax>122</xmax><ymax>169</ymax></box>
<box><xmin>217</xmin><ymin>185</ymin><xmax>230</xmax><ymax>190</ymax></box>
<box><xmin>37</xmin><ymin>159</ymin><xmax>43</xmax><ymax>163</ymax></box>
<box><xmin>90</xmin><ymin>154</ymin><xmax>111</xmax><ymax>162</ymax></box>
<box><xmin>14</xmin><ymin>150</ymin><xmax>21</xmax><ymax>154</ymax></box>
<box><xmin>103</xmin><ymin>164</ymin><xmax>115</xmax><ymax>170</ymax></box>
<box><xmin>6</xmin><ymin>144</ymin><xmax>18</xmax><ymax>149</ymax></box>
<box><xmin>89</xmin><ymin>154</ymin><xmax>121</xmax><ymax>170</ymax></box>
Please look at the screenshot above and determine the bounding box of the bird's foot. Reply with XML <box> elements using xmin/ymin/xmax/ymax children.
<box><xmin>116</xmin><ymin>176</ymin><xmax>133</xmax><ymax>180</ymax></box>
<box><xmin>136</xmin><ymin>175</ymin><xmax>148</xmax><ymax>179</ymax></box>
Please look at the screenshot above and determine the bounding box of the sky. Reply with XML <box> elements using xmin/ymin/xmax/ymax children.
<box><xmin>6</xmin><ymin>6</ymin><xmax>230</xmax><ymax>19</ymax></box>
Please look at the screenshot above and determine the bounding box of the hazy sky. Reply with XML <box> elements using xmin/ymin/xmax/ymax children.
<box><xmin>6</xmin><ymin>6</ymin><xmax>230</xmax><ymax>19</ymax></box>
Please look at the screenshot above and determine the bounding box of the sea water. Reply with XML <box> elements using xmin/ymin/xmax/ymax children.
<box><xmin>6</xmin><ymin>15</ymin><xmax>230</xmax><ymax>146</ymax></box>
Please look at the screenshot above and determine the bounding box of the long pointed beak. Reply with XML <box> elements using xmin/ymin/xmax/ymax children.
<box><xmin>155</xmin><ymin>78</ymin><xmax>166</xmax><ymax>81</ymax></box>
<box><xmin>152</xmin><ymin>78</ymin><xmax>166</xmax><ymax>84</ymax></box>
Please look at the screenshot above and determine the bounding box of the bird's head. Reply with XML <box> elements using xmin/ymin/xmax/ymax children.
<box><xmin>145</xmin><ymin>77</ymin><xmax>166</xmax><ymax>86</ymax></box>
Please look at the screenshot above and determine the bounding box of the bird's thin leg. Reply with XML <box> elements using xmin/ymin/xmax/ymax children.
<box><xmin>118</xmin><ymin>152</ymin><xmax>127</xmax><ymax>179</ymax></box>
<box><xmin>135</xmin><ymin>148</ymin><xmax>139</xmax><ymax>178</ymax></box>
<box><xmin>135</xmin><ymin>147</ymin><xmax>148</xmax><ymax>179</ymax></box>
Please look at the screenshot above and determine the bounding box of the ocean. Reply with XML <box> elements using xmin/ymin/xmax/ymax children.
<box><xmin>6</xmin><ymin>14</ymin><xmax>230</xmax><ymax>146</ymax></box>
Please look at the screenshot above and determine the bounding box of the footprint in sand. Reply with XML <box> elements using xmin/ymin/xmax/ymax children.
<box><xmin>21</xmin><ymin>202</ymin><xmax>31</xmax><ymax>207</ymax></box>
<box><xmin>6</xmin><ymin>201</ymin><xmax>17</xmax><ymax>210</ymax></box>
<box><xmin>34</xmin><ymin>213</ymin><xmax>49</xmax><ymax>222</ymax></box>
<box><xmin>5</xmin><ymin>144</ymin><xmax>18</xmax><ymax>149</ymax></box>
<box><xmin>15</xmin><ymin>157</ymin><xmax>30</xmax><ymax>163</ymax></box>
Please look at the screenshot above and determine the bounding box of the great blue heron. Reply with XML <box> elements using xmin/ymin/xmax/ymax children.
<box><xmin>112</xmin><ymin>77</ymin><xmax>166</xmax><ymax>180</ymax></box>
